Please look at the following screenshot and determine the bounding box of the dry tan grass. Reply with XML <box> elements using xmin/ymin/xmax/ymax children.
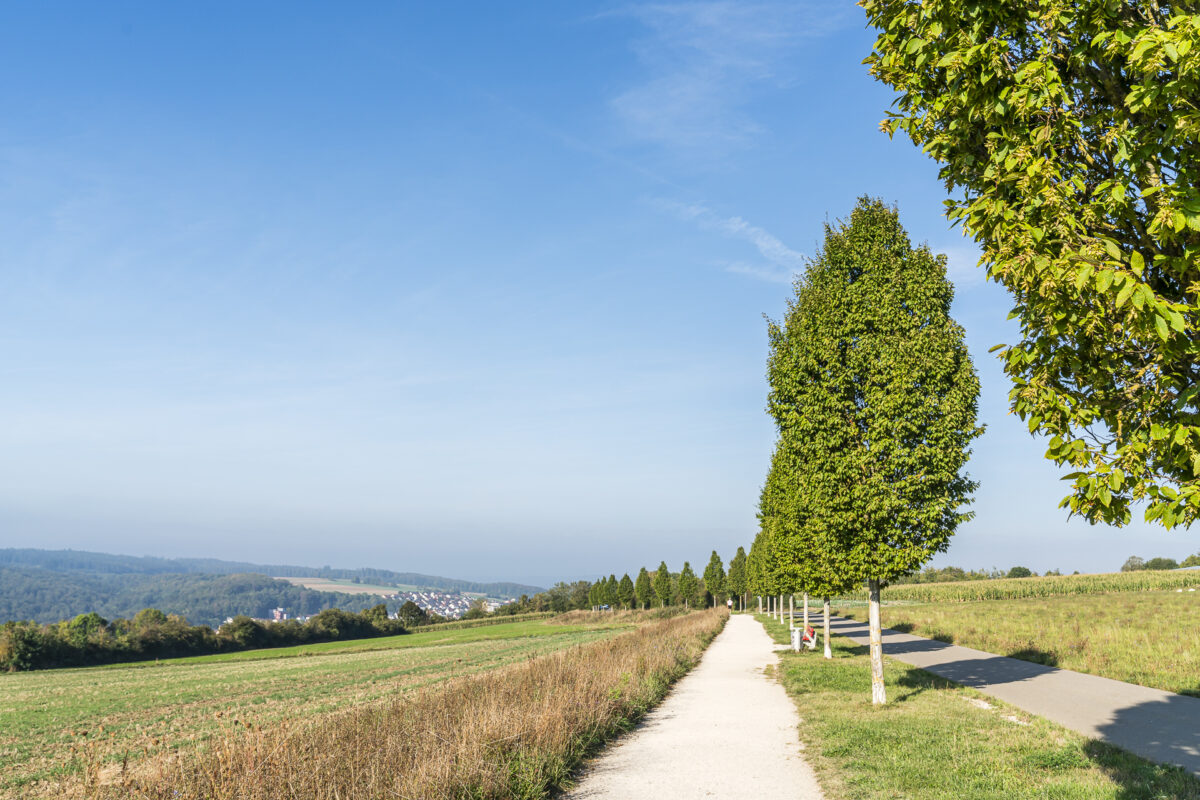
<box><xmin>84</xmin><ymin>609</ymin><xmax>727</xmax><ymax>800</ymax></box>
<box><xmin>549</xmin><ymin>607</ymin><xmax>690</xmax><ymax>625</ymax></box>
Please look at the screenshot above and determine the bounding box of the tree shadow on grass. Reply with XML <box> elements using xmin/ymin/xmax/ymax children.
<box><xmin>891</xmin><ymin>664</ymin><xmax>959</xmax><ymax>703</ymax></box>
<box><xmin>1005</xmin><ymin>647</ymin><xmax>1059</xmax><ymax>668</ymax></box>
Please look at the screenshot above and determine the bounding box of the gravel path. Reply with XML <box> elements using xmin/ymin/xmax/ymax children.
<box><xmin>563</xmin><ymin>613</ymin><xmax>825</xmax><ymax>799</ymax></box>
<box><xmin>830</xmin><ymin>614</ymin><xmax>1200</xmax><ymax>776</ymax></box>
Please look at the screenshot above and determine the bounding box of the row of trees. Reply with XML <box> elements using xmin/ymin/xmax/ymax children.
<box><xmin>749</xmin><ymin>198</ymin><xmax>982</xmax><ymax>705</ymax></box>
<box><xmin>752</xmin><ymin>0</ymin><xmax>1200</xmax><ymax>704</ymax></box>
<box><xmin>893</xmin><ymin>565</ymin><xmax>1068</xmax><ymax>584</ymax></box>
<box><xmin>582</xmin><ymin>549</ymin><xmax>752</xmax><ymax>611</ymax></box>
<box><xmin>0</xmin><ymin>604</ymin><xmax>413</xmax><ymax>672</ymax></box>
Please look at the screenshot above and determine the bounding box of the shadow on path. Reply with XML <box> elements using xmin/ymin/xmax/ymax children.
<box><xmin>829</xmin><ymin>614</ymin><xmax>1200</xmax><ymax>778</ymax></box>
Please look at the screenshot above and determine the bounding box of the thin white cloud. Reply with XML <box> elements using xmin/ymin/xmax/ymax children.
<box><xmin>609</xmin><ymin>2</ymin><xmax>849</xmax><ymax>150</ymax></box>
<box><xmin>723</xmin><ymin>261</ymin><xmax>795</xmax><ymax>284</ymax></box>
<box><xmin>657</xmin><ymin>198</ymin><xmax>805</xmax><ymax>283</ymax></box>
<box><xmin>935</xmin><ymin>242</ymin><xmax>987</xmax><ymax>288</ymax></box>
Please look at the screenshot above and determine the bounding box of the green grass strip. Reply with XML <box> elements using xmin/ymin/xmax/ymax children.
<box><xmin>754</xmin><ymin>614</ymin><xmax>1200</xmax><ymax>800</ymax></box>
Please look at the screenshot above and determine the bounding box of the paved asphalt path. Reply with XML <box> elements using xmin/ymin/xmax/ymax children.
<box><xmin>830</xmin><ymin>615</ymin><xmax>1200</xmax><ymax>776</ymax></box>
<box><xmin>563</xmin><ymin>613</ymin><xmax>825</xmax><ymax>799</ymax></box>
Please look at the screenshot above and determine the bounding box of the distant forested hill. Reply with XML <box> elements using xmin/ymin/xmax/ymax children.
<box><xmin>0</xmin><ymin>549</ymin><xmax>542</xmax><ymax>597</ymax></box>
<box><xmin>0</xmin><ymin>549</ymin><xmax>543</xmax><ymax>627</ymax></box>
<box><xmin>0</xmin><ymin>567</ymin><xmax>391</xmax><ymax>627</ymax></box>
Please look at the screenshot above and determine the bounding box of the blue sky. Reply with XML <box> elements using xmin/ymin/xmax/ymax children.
<box><xmin>2</xmin><ymin>2</ymin><xmax>1193</xmax><ymax>586</ymax></box>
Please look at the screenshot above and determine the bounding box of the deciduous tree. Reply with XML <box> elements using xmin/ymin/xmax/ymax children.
<box><xmin>635</xmin><ymin>567</ymin><xmax>653</xmax><ymax>609</ymax></box>
<box><xmin>653</xmin><ymin>562</ymin><xmax>671</xmax><ymax>607</ymax></box>
<box><xmin>702</xmin><ymin>551</ymin><xmax>726</xmax><ymax>607</ymax></box>
<box><xmin>677</xmin><ymin>563</ymin><xmax>698</xmax><ymax>608</ymax></box>
<box><xmin>863</xmin><ymin>1</ymin><xmax>1200</xmax><ymax>528</ymax></box>
<box><xmin>727</xmin><ymin>547</ymin><xmax>747</xmax><ymax>610</ymax></box>
<box><xmin>618</xmin><ymin>573</ymin><xmax>636</xmax><ymax>609</ymax></box>
<box><xmin>769</xmin><ymin>198</ymin><xmax>982</xmax><ymax>702</ymax></box>
<box><xmin>1122</xmin><ymin>555</ymin><xmax>1147</xmax><ymax>572</ymax></box>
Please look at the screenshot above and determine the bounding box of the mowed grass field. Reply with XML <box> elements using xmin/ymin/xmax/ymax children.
<box><xmin>0</xmin><ymin>618</ymin><xmax>627</xmax><ymax>797</ymax></box>
<box><xmin>835</xmin><ymin>589</ymin><xmax>1200</xmax><ymax>696</ymax></box>
<box><xmin>276</xmin><ymin>576</ymin><xmax>414</xmax><ymax>594</ymax></box>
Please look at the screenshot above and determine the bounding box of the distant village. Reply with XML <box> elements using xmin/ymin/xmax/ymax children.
<box><xmin>388</xmin><ymin>589</ymin><xmax>512</xmax><ymax>619</ymax></box>
<box><xmin>243</xmin><ymin>589</ymin><xmax>515</xmax><ymax>626</ymax></box>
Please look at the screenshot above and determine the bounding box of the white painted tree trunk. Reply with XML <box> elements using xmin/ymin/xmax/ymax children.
<box><xmin>868</xmin><ymin>578</ymin><xmax>886</xmax><ymax>705</ymax></box>
<box><xmin>788</xmin><ymin>594</ymin><xmax>794</xmax><ymax>630</ymax></box>
<box><xmin>822</xmin><ymin>597</ymin><xmax>832</xmax><ymax>659</ymax></box>
<box><xmin>803</xmin><ymin>593</ymin><xmax>809</xmax><ymax>632</ymax></box>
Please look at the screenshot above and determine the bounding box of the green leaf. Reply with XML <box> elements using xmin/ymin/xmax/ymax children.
<box><xmin>1130</xmin><ymin>251</ymin><xmax>1145</xmax><ymax>274</ymax></box>
<box><xmin>1155</xmin><ymin>314</ymin><xmax>1170</xmax><ymax>340</ymax></box>
<box><xmin>1115</xmin><ymin>281</ymin><xmax>1136</xmax><ymax>309</ymax></box>
<box><xmin>1132</xmin><ymin>285</ymin><xmax>1148</xmax><ymax>310</ymax></box>
<box><xmin>1075</xmin><ymin>263</ymin><xmax>1094</xmax><ymax>290</ymax></box>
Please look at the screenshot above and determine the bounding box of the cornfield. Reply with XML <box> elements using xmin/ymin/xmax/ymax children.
<box><xmin>835</xmin><ymin>570</ymin><xmax>1200</xmax><ymax>604</ymax></box>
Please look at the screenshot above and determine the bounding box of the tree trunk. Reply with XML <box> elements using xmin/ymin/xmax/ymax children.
<box><xmin>803</xmin><ymin>593</ymin><xmax>810</xmax><ymax>632</ymax></box>
<box><xmin>822</xmin><ymin>597</ymin><xmax>832</xmax><ymax>659</ymax></box>
<box><xmin>868</xmin><ymin>578</ymin><xmax>886</xmax><ymax>705</ymax></box>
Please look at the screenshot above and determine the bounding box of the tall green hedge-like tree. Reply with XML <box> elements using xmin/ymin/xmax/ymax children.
<box><xmin>863</xmin><ymin>2</ymin><xmax>1200</xmax><ymax>529</ymax></box>
<box><xmin>604</xmin><ymin>575</ymin><xmax>619</xmax><ymax>607</ymax></box>
<box><xmin>618</xmin><ymin>573</ymin><xmax>636</xmax><ymax>609</ymax></box>
<box><xmin>702</xmin><ymin>551</ymin><xmax>726</xmax><ymax>607</ymax></box>
<box><xmin>753</xmin><ymin>443</ymin><xmax>798</xmax><ymax>621</ymax></box>
<box><xmin>727</xmin><ymin>547</ymin><xmax>748</xmax><ymax>610</ymax></box>
<box><xmin>653</xmin><ymin>562</ymin><xmax>672</xmax><ymax>607</ymax></box>
<box><xmin>774</xmin><ymin>198</ymin><xmax>982</xmax><ymax>703</ymax></box>
<box><xmin>677</xmin><ymin>562</ymin><xmax>698</xmax><ymax>608</ymax></box>
<box><xmin>635</xmin><ymin>567</ymin><xmax>653</xmax><ymax>609</ymax></box>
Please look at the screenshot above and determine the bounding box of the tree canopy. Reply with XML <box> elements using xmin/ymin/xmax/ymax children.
<box><xmin>863</xmin><ymin>1</ymin><xmax>1200</xmax><ymax>528</ymax></box>
<box><xmin>653</xmin><ymin>562</ymin><xmax>672</xmax><ymax>607</ymax></box>
<box><xmin>635</xmin><ymin>567</ymin><xmax>653</xmax><ymax>608</ymax></box>
<box><xmin>777</xmin><ymin>198</ymin><xmax>982</xmax><ymax>583</ymax></box>
<box><xmin>759</xmin><ymin>197</ymin><xmax>982</xmax><ymax>703</ymax></box>
<box><xmin>726</xmin><ymin>547</ymin><xmax>747</xmax><ymax>605</ymax></box>
<box><xmin>702</xmin><ymin>551</ymin><xmax>726</xmax><ymax>605</ymax></box>
<box><xmin>618</xmin><ymin>573</ymin><xmax>636</xmax><ymax>609</ymax></box>
<box><xmin>677</xmin><ymin>562</ymin><xmax>699</xmax><ymax>607</ymax></box>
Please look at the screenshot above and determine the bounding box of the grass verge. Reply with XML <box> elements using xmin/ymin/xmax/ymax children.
<box><xmin>87</xmin><ymin>609</ymin><xmax>728</xmax><ymax>799</ymax></box>
<box><xmin>755</xmin><ymin>614</ymin><xmax>1200</xmax><ymax>799</ymax></box>
<box><xmin>834</xmin><ymin>590</ymin><xmax>1200</xmax><ymax>696</ymax></box>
